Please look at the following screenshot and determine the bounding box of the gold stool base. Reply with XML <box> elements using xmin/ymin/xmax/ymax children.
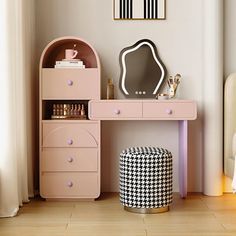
<box><xmin>124</xmin><ymin>206</ymin><xmax>169</xmax><ymax>214</ymax></box>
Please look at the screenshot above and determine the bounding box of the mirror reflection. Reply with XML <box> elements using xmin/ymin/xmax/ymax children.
<box><xmin>119</xmin><ymin>39</ymin><xmax>167</xmax><ymax>98</ymax></box>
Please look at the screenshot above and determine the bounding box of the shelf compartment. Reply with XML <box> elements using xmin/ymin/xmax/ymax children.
<box><xmin>42</xmin><ymin>100</ymin><xmax>89</xmax><ymax>120</ymax></box>
<box><xmin>41</xmin><ymin>38</ymin><xmax>98</xmax><ymax>68</ymax></box>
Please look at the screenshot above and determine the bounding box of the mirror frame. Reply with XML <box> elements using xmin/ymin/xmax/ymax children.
<box><xmin>119</xmin><ymin>39</ymin><xmax>167</xmax><ymax>98</ymax></box>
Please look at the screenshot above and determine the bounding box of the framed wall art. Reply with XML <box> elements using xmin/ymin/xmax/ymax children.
<box><xmin>114</xmin><ymin>0</ymin><xmax>166</xmax><ymax>20</ymax></box>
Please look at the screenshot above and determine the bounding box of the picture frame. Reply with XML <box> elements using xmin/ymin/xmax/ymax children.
<box><xmin>114</xmin><ymin>0</ymin><xmax>166</xmax><ymax>20</ymax></box>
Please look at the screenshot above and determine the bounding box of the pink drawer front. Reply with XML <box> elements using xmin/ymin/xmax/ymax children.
<box><xmin>40</xmin><ymin>172</ymin><xmax>99</xmax><ymax>198</ymax></box>
<box><xmin>41</xmin><ymin>148</ymin><xmax>98</xmax><ymax>172</ymax></box>
<box><xmin>42</xmin><ymin>123</ymin><xmax>99</xmax><ymax>147</ymax></box>
<box><xmin>89</xmin><ymin>101</ymin><xmax>142</xmax><ymax>120</ymax></box>
<box><xmin>42</xmin><ymin>68</ymin><xmax>100</xmax><ymax>99</ymax></box>
<box><xmin>143</xmin><ymin>101</ymin><xmax>197</xmax><ymax>120</ymax></box>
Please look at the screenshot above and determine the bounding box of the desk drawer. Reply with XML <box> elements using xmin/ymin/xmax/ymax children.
<box><xmin>41</xmin><ymin>148</ymin><xmax>98</xmax><ymax>172</ymax></box>
<box><xmin>40</xmin><ymin>172</ymin><xmax>99</xmax><ymax>198</ymax></box>
<box><xmin>89</xmin><ymin>101</ymin><xmax>142</xmax><ymax>119</ymax></box>
<box><xmin>42</xmin><ymin>68</ymin><xmax>99</xmax><ymax>99</ymax></box>
<box><xmin>143</xmin><ymin>101</ymin><xmax>197</xmax><ymax>120</ymax></box>
<box><xmin>42</xmin><ymin>123</ymin><xmax>99</xmax><ymax>147</ymax></box>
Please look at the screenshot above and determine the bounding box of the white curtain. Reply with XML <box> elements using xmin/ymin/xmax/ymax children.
<box><xmin>0</xmin><ymin>0</ymin><xmax>35</xmax><ymax>217</ymax></box>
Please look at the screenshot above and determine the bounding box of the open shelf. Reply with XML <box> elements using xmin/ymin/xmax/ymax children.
<box><xmin>41</xmin><ymin>38</ymin><xmax>98</xmax><ymax>68</ymax></box>
<box><xmin>42</xmin><ymin>100</ymin><xmax>89</xmax><ymax>120</ymax></box>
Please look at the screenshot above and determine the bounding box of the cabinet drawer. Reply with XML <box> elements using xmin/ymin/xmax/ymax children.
<box><xmin>41</xmin><ymin>148</ymin><xmax>98</xmax><ymax>172</ymax></box>
<box><xmin>40</xmin><ymin>172</ymin><xmax>99</xmax><ymax>198</ymax></box>
<box><xmin>42</xmin><ymin>123</ymin><xmax>99</xmax><ymax>147</ymax></box>
<box><xmin>143</xmin><ymin>101</ymin><xmax>197</xmax><ymax>120</ymax></box>
<box><xmin>89</xmin><ymin>101</ymin><xmax>142</xmax><ymax>119</ymax></box>
<box><xmin>42</xmin><ymin>68</ymin><xmax>100</xmax><ymax>99</ymax></box>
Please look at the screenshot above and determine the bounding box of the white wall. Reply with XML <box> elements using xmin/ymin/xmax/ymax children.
<box><xmin>36</xmin><ymin>0</ymin><xmax>204</xmax><ymax>192</ymax></box>
<box><xmin>225</xmin><ymin>0</ymin><xmax>236</xmax><ymax>78</ymax></box>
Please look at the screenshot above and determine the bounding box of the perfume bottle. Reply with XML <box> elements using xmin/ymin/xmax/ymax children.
<box><xmin>77</xmin><ymin>104</ymin><xmax>81</xmax><ymax>116</ymax></box>
<box><xmin>81</xmin><ymin>104</ymin><xmax>86</xmax><ymax>116</ymax></box>
<box><xmin>106</xmin><ymin>78</ymin><xmax>114</xmax><ymax>99</ymax></box>
<box><xmin>52</xmin><ymin>104</ymin><xmax>56</xmax><ymax>116</ymax></box>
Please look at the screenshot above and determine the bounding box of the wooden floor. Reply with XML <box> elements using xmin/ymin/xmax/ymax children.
<box><xmin>1</xmin><ymin>193</ymin><xmax>236</xmax><ymax>236</ymax></box>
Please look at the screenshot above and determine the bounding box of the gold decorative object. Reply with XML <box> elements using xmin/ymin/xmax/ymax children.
<box><xmin>156</xmin><ymin>93</ymin><xmax>169</xmax><ymax>100</ymax></box>
<box><xmin>106</xmin><ymin>78</ymin><xmax>114</xmax><ymax>99</ymax></box>
<box><xmin>167</xmin><ymin>74</ymin><xmax>181</xmax><ymax>98</ymax></box>
<box><xmin>51</xmin><ymin>103</ymin><xmax>87</xmax><ymax>120</ymax></box>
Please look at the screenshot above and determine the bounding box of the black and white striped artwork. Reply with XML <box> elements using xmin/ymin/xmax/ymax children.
<box><xmin>114</xmin><ymin>0</ymin><xmax>166</xmax><ymax>20</ymax></box>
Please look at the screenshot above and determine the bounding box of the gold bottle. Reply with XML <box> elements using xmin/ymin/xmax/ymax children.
<box><xmin>106</xmin><ymin>78</ymin><xmax>114</xmax><ymax>99</ymax></box>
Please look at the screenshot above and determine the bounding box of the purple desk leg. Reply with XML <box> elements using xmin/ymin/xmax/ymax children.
<box><xmin>179</xmin><ymin>120</ymin><xmax>188</xmax><ymax>198</ymax></box>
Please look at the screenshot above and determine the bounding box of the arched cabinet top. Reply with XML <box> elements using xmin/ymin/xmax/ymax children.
<box><xmin>40</xmin><ymin>36</ymin><xmax>100</xmax><ymax>69</ymax></box>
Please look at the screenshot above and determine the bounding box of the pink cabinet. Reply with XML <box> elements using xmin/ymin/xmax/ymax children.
<box><xmin>39</xmin><ymin>37</ymin><xmax>101</xmax><ymax>200</ymax></box>
<box><xmin>39</xmin><ymin>38</ymin><xmax>197</xmax><ymax>200</ymax></box>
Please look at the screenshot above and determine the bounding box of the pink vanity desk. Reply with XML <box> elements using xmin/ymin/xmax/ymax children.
<box><xmin>89</xmin><ymin>99</ymin><xmax>197</xmax><ymax>198</ymax></box>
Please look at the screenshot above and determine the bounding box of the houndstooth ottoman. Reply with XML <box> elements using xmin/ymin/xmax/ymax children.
<box><xmin>119</xmin><ymin>147</ymin><xmax>173</xmax><ymax>213</ymax></box>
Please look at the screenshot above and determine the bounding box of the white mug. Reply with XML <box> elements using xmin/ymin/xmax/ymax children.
<box><xmin>65</xmin><ymin>49</ymin><xmax>78</xmax><ymax>60</ymax></box>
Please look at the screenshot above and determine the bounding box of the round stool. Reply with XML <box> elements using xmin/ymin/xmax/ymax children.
<box><xmin>119</xmin><ymin>147</ymin><xmax>173</xmax><ymax>214</ymax></box>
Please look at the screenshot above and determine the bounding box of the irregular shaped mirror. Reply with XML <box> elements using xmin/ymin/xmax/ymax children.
<box><xmin>119</xmin><ymin>39</ymin><xmax>167</xmax><ymax>98</ymax></box>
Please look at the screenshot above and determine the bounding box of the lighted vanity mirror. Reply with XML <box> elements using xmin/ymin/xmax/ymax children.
<box><xmin>119</xmin><ymin>39</ymin><xmax>167</xmax><ymax>98</ymax></box>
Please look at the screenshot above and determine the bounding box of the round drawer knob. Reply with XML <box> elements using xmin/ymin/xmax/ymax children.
<box><xmin>114</xmin><ymin>109</ymin><xmax>120</xmax><ymax>115</ymax></box>
<box><xmin>67</xmin><ymin>157</ymin><xmax>74</xmax><ymax>163</ymax></box>
<box><xmin>67</xmin><ymin>139</ymin><xmax>73</xmax><ymax>145</ymax></box>
<box><xmin>67</xmin><ymin>181</ymin><xmax>73</xmax><ymax>187</ymax></box>
<box><xmin>67</xmin><ymin>80</ymin><xmax>73</xmax><ymax>86</ymax></box>
<box><xmin>166</xmin><ymin>109</ymin><xmax>173</xmax><ymax>115</ymax></box>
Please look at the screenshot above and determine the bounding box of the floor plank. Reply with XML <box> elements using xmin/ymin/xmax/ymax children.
<box><xmin>0</xmin><ymin>193</ymin><xmax>236</xmax><ymax>236</ymax></box>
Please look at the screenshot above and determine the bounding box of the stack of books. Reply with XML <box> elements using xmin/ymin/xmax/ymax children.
<box><xmin>54</xmin><ymin>59</ymin><xmax>85</xmax><ymax>69</ymax></box>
